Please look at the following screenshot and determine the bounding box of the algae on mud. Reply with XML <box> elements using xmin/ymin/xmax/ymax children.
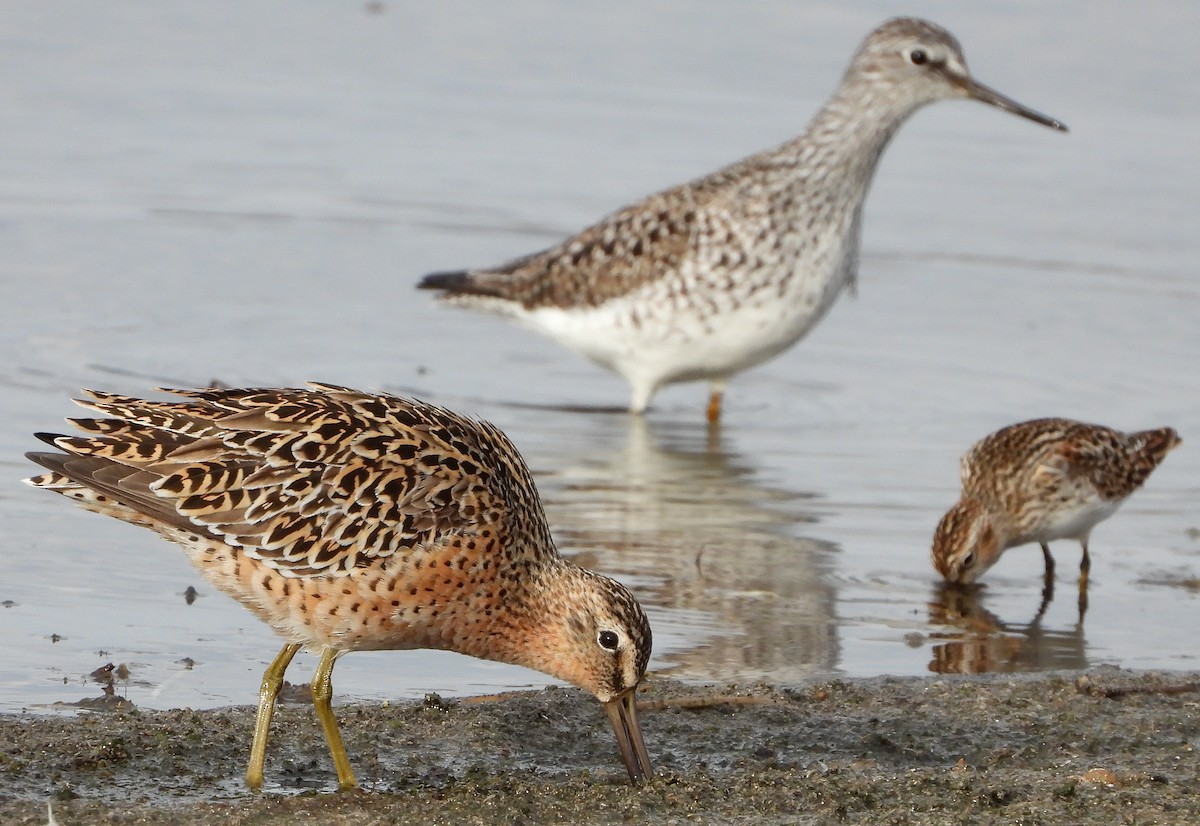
<box><xmin>2</xmin><ymin>669</ymin><xmax>1199</xmax><ymax>825</ymax></box>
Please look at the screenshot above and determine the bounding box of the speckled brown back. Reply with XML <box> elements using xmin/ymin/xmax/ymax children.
<box><xmin>27</xmin><ymin>384</ymin><xmax>558</xmax><ymax>579</ymax></box>
<box><xmin>962</xmin><ymin>418</ymin><xmax>1181</xmax><ymax>507</ymax></box>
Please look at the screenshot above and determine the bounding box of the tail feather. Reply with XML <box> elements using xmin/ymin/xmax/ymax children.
<box><xmin>1123</xmin><ymin>427</ymin><xmax>1182</xmax><ymax>492</ymax></box>
<box><xmin>1135</xmin><ymin>427</ymin><xmax>1181</xmax><ymax>463</ymax></box>
<box><xmin>25</xmin><ymin>461</ymin><xmax>166</xmax><ymax>529</ymax></box>
<box><xmin>417</xmin><ymin>269</ymin><xmax>504</xmax><ymax>299</ymax></box>
<box><xmin>26</xmin><ymin>449</ymin><xmax>201</xmax><ymax>535</ymax></box>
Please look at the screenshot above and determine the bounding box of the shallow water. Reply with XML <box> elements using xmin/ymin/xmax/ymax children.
<box><xmin>1</xmin><ymin>1</ymin><xmax>1197</xmax><ymax>714</ymax></box>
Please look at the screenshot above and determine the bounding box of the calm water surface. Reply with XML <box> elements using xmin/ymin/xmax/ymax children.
<box><xmin>1</xmin><ymin>1</ymin><xmax>1197</xmax><ymax>713</ymax></box>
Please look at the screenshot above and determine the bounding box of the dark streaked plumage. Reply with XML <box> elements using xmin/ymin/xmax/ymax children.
<box><xmin>932</xmin><ymin>418</ymin><xmax>1181</xmax><ymax>589</ymax></box>
<box><xmin>420</xmin><ymin>17</ymin><xmax>1066</xmax><ymax>420</ymax></box>
<box><xmin>26</xmin><ymin>384</ymin><xmax>653</xmax><ymax>789</ymax></box>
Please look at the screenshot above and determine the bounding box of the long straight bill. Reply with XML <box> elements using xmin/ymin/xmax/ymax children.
<box><xmin>962</xmin><ymin>77</ymin><xmax>1068</xmax><ymax>131</ymax></box>
<box><xmin>603</xmin><ymin>688</ymin><xmax>653</xmax><ymax>783</ymax></box>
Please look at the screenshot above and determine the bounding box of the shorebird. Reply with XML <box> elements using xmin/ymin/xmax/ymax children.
<box><xmin>419</xmin><ymin>17</ymin><xmax>1066</xmax><ymax>421</ymax></box>
<box><xmin>932</xmin><ymin>418</ymin><xmax>1181</xmax><ymax>596</ymax></box>
<box><xmin>25</xmin><ymin>384</ymin><xmax>653</xmax><ymax>790</ymax></box>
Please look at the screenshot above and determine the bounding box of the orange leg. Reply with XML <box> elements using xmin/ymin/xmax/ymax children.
<box><xmin>706</xmin><ymin>380</ymin><xmax>726</xmax><ymax>424</ymax></box>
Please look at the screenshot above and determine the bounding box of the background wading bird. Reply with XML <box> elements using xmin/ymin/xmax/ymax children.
<box><xmin>420</xmin><ymin>17</ymin><xmax>1066</xmax><ymax>421</ymax></box>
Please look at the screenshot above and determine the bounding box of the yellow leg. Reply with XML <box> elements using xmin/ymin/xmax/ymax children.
<box><xmin>1077</xmin><ymin>541</ymin><xmax>1091</xmax><ymax>618</ymax></box>
<box><xmin>312</xmin><ymin>647</ymin><xmax>357</xmax><ymax>790</ymax></box>
<box><xmin>247</xmin><ymin>642</ymin><xmax>301</xmax><ymax>791</ymax></box>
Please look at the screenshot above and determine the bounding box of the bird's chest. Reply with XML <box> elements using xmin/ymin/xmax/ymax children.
<box><xmin>706</xmin><ymin>207</ymin><xmax>860</xmax><ymax>336</ymax></box>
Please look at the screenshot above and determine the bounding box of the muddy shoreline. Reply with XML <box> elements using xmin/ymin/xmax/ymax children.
<box><xmin>2</xmin><ymin>668</ymin><xmax>1198</xmax><ymax>824</ymax></box>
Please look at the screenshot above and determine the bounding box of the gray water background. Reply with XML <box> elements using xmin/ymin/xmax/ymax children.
<box><xmin>1</xmin><ymin>0</ymin><xmax>1197</xmax><ymax>712</ymax></box>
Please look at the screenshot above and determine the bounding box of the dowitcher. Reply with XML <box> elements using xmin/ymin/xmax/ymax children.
<box><xmin>419</xmin><ymin>17</ymin><xmax>1066</xmax><ymax>421</ymax></box>
<box><xmin>25</xmin><ymin>384</ymin><xmax>653</xmax><ymax>789</ymax></box>
<box><xmin>932</xmin><ymin>418</ymin><xmax>1180</xmax><ymax>596</ymax></box>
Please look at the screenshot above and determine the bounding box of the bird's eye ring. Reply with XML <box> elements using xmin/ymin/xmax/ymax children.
<box><xmin>598</xmin><ymin>630</ymin><xmax>620</xmax><ymax>651</ymax></box>
<box><xmin>909</xmin><ymin>49</ymin><xmax>928</xmax><ymax>66</ymax></box>
<box><xmin>961</xmin><ymin>552</ymin><xmax>975</xmax><ymax>569</ymax></box>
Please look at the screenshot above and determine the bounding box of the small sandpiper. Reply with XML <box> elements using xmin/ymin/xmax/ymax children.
<box><xmin>932</xmin><ymin>418</ymin><xmax>1181</xmax><ymax>597</ymax></box>
<box><xmin>419</xmin><ymin>17</ymin><xmax>1066</xmax><ymax>421</ymax></box>
<box><xmin>26</xmin><ymin>384</ymin><xmax>653</xmax><ymax>790</ymax></box>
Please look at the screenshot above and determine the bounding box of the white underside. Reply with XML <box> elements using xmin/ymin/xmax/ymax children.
<box><xmin>447</xmin><ymin>204</ymin><xmax>863</xmax><ymax>412</ymax></box>
<box><xmin>506</xmin><ymin>255</ymin><xmax>852</xmax><ymax>412</ymax></box>
<box><xmin>1026</xmin><ymin>498</ymin><xmax>1122</xmax><ymax>545</ymax></box>
<box><xmin>522</xmin><ymin>299</ymin><xmax>823</xmax><ymax>411</ymax></box>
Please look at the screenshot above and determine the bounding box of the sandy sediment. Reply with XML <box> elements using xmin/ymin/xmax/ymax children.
<box><xmin>2</xmin><ymin>668</ymin><xmax>1198</xmax><ymax>825</ymax></box>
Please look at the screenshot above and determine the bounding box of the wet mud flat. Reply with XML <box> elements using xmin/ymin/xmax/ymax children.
<box><xmin>2</xmin><ymin>668</ymin><xmax>1198</xmax><ymax>825</ymax></box>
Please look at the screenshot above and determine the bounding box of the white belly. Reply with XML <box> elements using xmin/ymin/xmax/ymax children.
<box><xmin>522</xmin><ymin>241</ymin><xmax>854</xmax><ymax>394</ymax></box>
<box><xmin>1030</xmin><ymin>498</ymin><xmax>1122</xmax><ymax>544</ymax></box>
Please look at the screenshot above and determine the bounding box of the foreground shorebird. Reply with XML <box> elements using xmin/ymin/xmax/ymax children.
<box><xmin>419</xmin><ymin>17</ymin><xmax>1066</xmax><ymax>421</ymax></box>
<box><xmin>932</xmin><ymin>418</ymin><xmax>1181</xmax><ymax>597</ymax></box>
<box><xmin>25</xmin><ymin>384</ymin><xmax>653</xmax><ymax>789</ymax></box>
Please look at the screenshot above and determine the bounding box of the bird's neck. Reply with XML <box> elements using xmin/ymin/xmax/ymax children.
<box><xmin>463</xmin><ymin>559</ymin><xmax>588</xmax><ymax>682</ymax></box>
<box><xmin>774</xmin><ymin>79</ymin><xmax>927</xmax><ymax>203</ymax></box>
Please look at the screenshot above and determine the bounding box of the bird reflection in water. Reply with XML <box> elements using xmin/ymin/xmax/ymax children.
<box><xmin>927</xmin><ymin>581</ymin><xmax>1086</xmax><ymax>675</ymax></box>
<box><xmin>529</xmin><ymin>414</ymin><xmax>839</xmax><ymax>685</ymax></box>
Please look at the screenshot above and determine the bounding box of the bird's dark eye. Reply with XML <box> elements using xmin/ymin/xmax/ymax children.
<box><xmin>598</xmin><ymin>630</ymin><xmax>620</xmax><ymax>651</ymax></box>
<box><xmin>909</xmin><ymin>49</ymin><xmax>928</xmax><ymax>66</ymax></box>
<box><xmin>961</xmin><ymin>552</ymin><xmax>975</xmax><ymax>569</ymax></box>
